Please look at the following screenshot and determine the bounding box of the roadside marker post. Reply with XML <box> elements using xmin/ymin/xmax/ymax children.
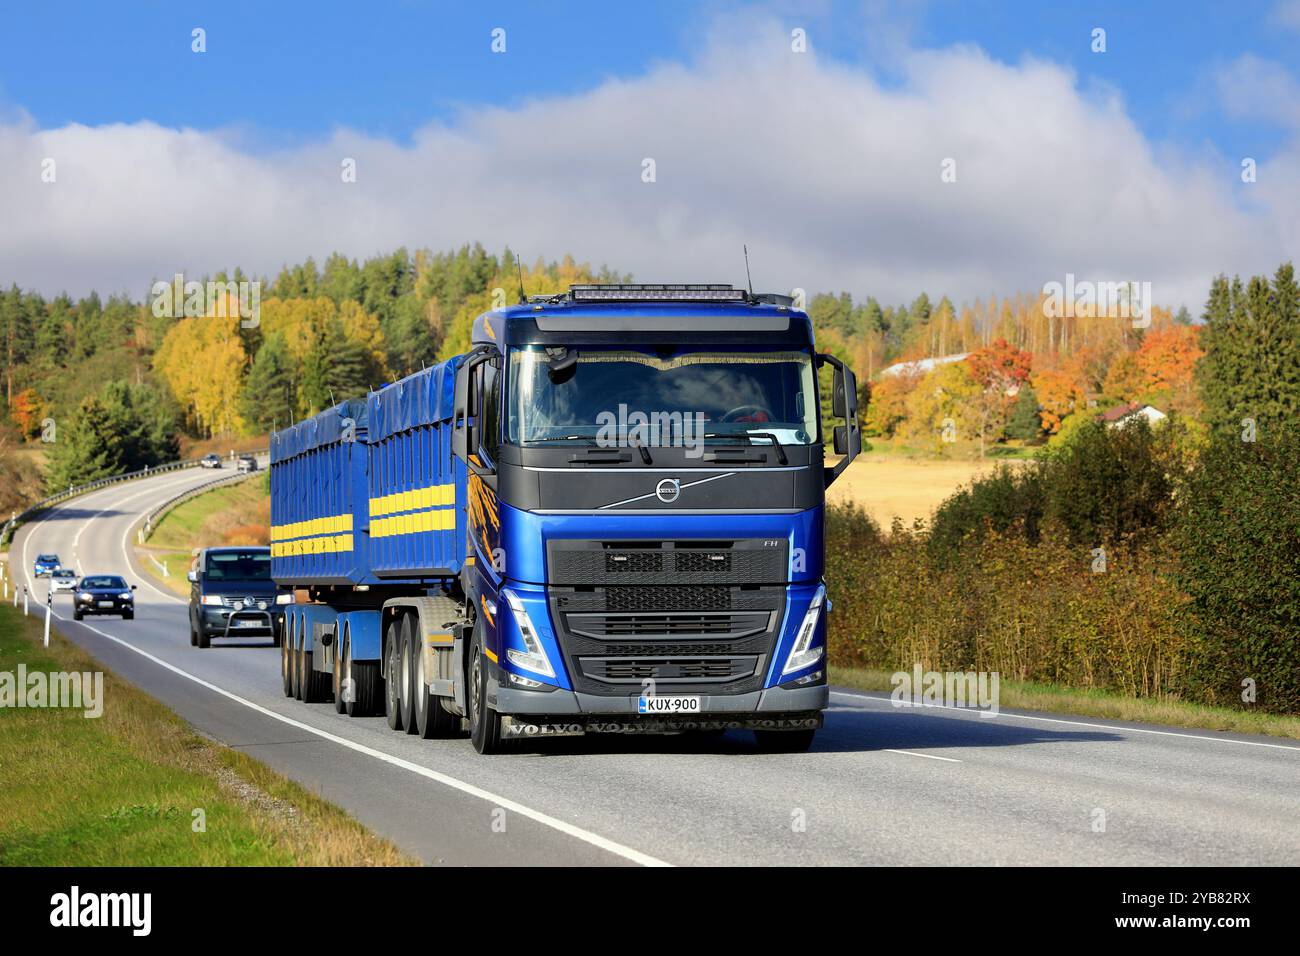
<box><xmin>24</xmin><ymin>586</ymin><xmax>29</xmax><ymax>616</ymax></box>
<box><xmin>44</xmin><ymin>590</ymin><xmax>51</xmax><ymax>646</ymax></box>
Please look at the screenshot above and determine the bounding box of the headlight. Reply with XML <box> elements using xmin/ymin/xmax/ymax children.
<box><xmin>201</xmin><ymin>594</ymin><xmax>224</xmax><ymax>606</ymax></box>
<box><xmin>782</xmin><ymin>585</ymin><xmax>826</xmax><ymax>675</ymax></box>
<box><xmin>120</xmin><ymin>592</ymin><xmax>133</xmax><ymax>600</ymax></box>
<box><xmin>275</xmin><ymin>593</ymin><xmax>294</xmax><ymax>605</ymax></box>
<box><xmin>501</xmin><ymin>590</ymin><xmax>555</xmax><ymax>679</ymax></box>
<box><xmin>77</xmin><ymin>592</ymin><xmax>92</xmax><ymax>601</ymax></box>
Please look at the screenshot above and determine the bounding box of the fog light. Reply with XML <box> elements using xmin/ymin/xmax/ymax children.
<box><xmin>508</xmin><ymin>673</ymin><xmax>544</xmax><ymax>688</ymax></box>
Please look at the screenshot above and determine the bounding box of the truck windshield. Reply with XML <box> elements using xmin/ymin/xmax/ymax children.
<box><xmin>507</xmin><ymin>347</ymin><xmax>818</xmax><ymax>446</ymax></box>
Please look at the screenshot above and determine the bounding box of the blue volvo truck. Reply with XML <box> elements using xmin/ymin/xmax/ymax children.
<box><xmin>269</xmin><ymin>283</ymin><xmax>861</xmax><ymax>754</ymax></box>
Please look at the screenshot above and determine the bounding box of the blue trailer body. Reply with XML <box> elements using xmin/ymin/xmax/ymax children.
<box><xmin>268</xmin><ymin>283</ymin><xmax>862</xmax><ymax>754</ymax></box>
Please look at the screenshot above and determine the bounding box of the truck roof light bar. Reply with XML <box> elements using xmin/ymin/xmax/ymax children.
<box><xmin>567</xmin><ymin>284</ymin><xmax>749</xmax><ymax>303</ymax></box>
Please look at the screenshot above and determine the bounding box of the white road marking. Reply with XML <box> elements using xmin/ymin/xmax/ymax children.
<box><xmin>831</xmin><ymin>690</ymin><xmax>1300</xmax><ymax>754</ymax></box>
<box><xmin>15</xmin><ymin>474</ymin><xmax>673</xmax><ymax>868</ymax></box>
<box><xmin>884</xmin><ymin>749</ymin><xmax>962</xmax><ymax>763</ymax></box>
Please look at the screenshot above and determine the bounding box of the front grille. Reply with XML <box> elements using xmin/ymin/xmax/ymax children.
<box><xmin>548</xmin><ymin>538</ymin><xmax>787</xmax><ymax>586</ymax></box>
<box><xmin>221</xmin><ymin>595</ymin><xmax>266</xmax><ymax>609</ymax></box>
<box><xmin>567</xmin><ymin>610</ymin><xmax>771</xmax><ymax>640</ymax></box>
<box><xmin>606</xmin><ymin>586</ymin><xmax>729</xmax><ymax>611</ymax></box>
<box><xmin>582</xmin><ymin>656</ymin><xmax>758</xmax><ymax>684</ymax></box>
<box><xmin>606</xmin><ymin>552</ymin><xmax>662</xmax><ymax>573</ymax></box>
<box><xmin>548</xmin><ymin>584</ymin><xmax>786</xmax><ymax>697</ymax></box>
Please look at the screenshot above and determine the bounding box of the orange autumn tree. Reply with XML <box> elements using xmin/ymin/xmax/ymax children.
<box><xmin>10</xmin><ymin>387</ymin><xmax>47</xmax><ymax>439</ymax></box>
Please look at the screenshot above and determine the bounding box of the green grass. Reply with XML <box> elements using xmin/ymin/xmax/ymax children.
<box><xmin>830</xmin><ymin>665</ymin><xmax>1300</xmax><ymax>740</ymax></box>
<box><xmin>136</xmin><ymin>550</ymin><xmax>192</xmax><ymax>596</ymax></box>
<box><xmin>146</xmin><ymin>472</ymin><xmax>268</xmax><ymax>551</ymax></box>
<box><xmin>0</xmin><ymin>586</ymin><xmax>414</xmax><ymax>866</ymax></box>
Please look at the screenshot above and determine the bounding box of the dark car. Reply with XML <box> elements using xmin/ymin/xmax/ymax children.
<box><xmin>73</xmin><ymin>575</ymin><xmax>137</xmax><ymax>620</ymax></box>
<box><xmin>34</xmin><ymin>553</ymin><xmax>61</xmax><ymax>577</ymax></box>
<box><xmin>200</xmin><ymin>453</ymin><xmax>222</xmax><ymax>469</ymax></box>
<box><xmin>188</xmin><ymin>546</ymin><xmax>285</xmax><ymax>648</ymax></box>
<box><xmin>236</xmin><ymin>454</ymin><xmax>258</xmax><ymax>473</ymax></box>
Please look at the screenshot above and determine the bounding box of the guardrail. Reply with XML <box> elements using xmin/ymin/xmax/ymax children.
<box><xmin>137</xmin><ymin>463</ymin><xmax>266</xmax><ymax>543</ymax></box>
<box><xmin>0</xmin><ymin>449</ymin><xmax>268</xmax><ymax>549</ymax></box>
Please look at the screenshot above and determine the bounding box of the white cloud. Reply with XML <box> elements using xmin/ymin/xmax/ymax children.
<box><xmin>0</xmin><ymin>21</ymin><xmax>1296</xmax><ymax>312</ymax></box>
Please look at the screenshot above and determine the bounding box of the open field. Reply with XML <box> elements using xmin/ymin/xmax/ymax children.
<box><xmin>826</xmin><ymin>454</ymin><xmax>1005</xmax><ymax>528</ymax></box>
<box><xmin>0</xmin><ymin>590</ymin><xmax>415</xmax><ymax>866</ymax></box>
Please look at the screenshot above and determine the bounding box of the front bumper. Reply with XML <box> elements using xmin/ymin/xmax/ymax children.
<box><xmin>199</xmin><ymin>606</ymin><xmax>282</xmax><ymax>637</ymax></box>
<box><xmin>76</xmin><ymin>599</ymin><xmax>133</xmax><ymax>614</ymax></box>
<box><xmin>491</xmin><ymin>679</ymin><xmax>827</xmax><ymax>736</ymax></box>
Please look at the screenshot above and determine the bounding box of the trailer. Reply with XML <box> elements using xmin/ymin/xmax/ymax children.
<box><xmin>270</xmin><ymin>283</ymin><xmax>861</xmax><ymax>754</ymax></box>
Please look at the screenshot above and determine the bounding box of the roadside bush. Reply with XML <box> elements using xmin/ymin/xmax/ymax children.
<box><xmin>1040</xmin><ymin>418</ymin><xmax>1177</xmax><ymax>548</ymax></box>
<box><xmin>928</xmin><ymin>464</ymin><xmax>1045</xmax><ymax>562</ymax></box>
<box><xmin>1175</xmin><ymin>431</ymin><xmax>1300</xmax><ymax>713</ymax></box>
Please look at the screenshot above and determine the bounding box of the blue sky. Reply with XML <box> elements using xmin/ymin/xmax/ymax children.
<box><xmin>3</xmin><ymin>1</ymin><xmax>1295</xmax><ymax>157</ymax></box>
<box><xmin>1</xmin><ymin>2</ymin><xmax>1297</xmax><ymax>306</ymax></box>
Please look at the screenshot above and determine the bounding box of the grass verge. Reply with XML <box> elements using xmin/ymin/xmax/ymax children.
<box><xmin>830</xmin><ymin>665</ymin><xmax>1300</xmax><ymax>741</ymax></box>
<box><xmin>0</xmin><ymin>592</ymin><xmax>415</xmax><ymax>865</ymax></box>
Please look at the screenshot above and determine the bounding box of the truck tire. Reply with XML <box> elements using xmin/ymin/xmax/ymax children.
<box><xmin>754</xmin><ymin>729</ymin><xmax>816</xmax><ymax>753</ymax></box>
<box><xmin>197</xmin><ymin>626</ymin><xmax>210</xmax><ymax>649</ymax></box>
<box><xmin>281</xmin><ymin>619</ymin><xmax>294</xmax><ymax>697</ymax></box>
<box><xmin>189</xmin><ymin>621</ymin><xmax>198</xmax><ymax>647</ymax></box>
<box><xmin>414</xmin><ymin>624</ymin><xmax>458</xmax><ymax>739</ymax></box>
<box><xmin>301</xmin><ymin>640</ymin><xmax>329</xmax><ymax>704</ymax></box>
<box><xmin>345</xmin><ymin>635</ymin><xmax>380</xmax><ymax>718</ymax></box>
<box><xmin>384</xmin><ymin>617</ymin><xmax>403</xmax><ymax>731</ymax></box>
<box><xmin>292</xmin><ymin>630</ymin><xmax>305</xmax><ymax>700</ymax></box>
<box><xmin>468</xmin><ymin>627</ymin><xmax>505</xmax><ymax>755</ymax></box>
<box><xmin>333</xmin><ymin>628</ymin><xmax>348</xmax><ymax>714</ymax></box>
<box><xmin>399</xmin><ymin>614</ymin><xmax>419</xmax><ymax>735</ymax></box>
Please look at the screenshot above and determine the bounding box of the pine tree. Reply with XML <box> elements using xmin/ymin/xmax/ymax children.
<box><xmin>1006</xmin><ymin>384</ymin><xmax>1043</xmax><ymax>442</ymax></box>
<box><xmin>241</xmin><ymin>333</ymin><xmax>297</xmax><ymax>431</ymax></box>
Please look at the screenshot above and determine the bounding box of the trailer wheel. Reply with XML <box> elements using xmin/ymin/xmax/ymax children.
<box><xmin>414</xmin><ymin>624</ymin><xmax>458</xmax><ymax>739</ymax></box>
<box><xmin>384</xmin><ymin>617</ymin><xmax>403</xmax><ymax>731</ymax></box>
<box><xmin>281</xmin><ymin>616</ymin><xmax>294</xmax><ymax>697</ymax></box>
<box><xmin>345</xmin><ymin>635</ymin><xmax>380</xmax><ymax>717</ymax></box>
<box><xmin>754</xmin><ymin>729</ymin><xmax>816</xmax><ymax>753</ymax></box>
<box><xmin>301</xmin><ymin>638</ymin><xmax>329</xmax><ymax>704</ymax></box>
<box><xmin>333</xmin><ymin>626</ymin><xmax>348</xmax><ymax>714</ymax></box>
<box><xmin>468</xmin><ymin>627</ymin><xmax>505</xmax><ymax>755</ymax></box>
<box><xmin>399</xmin><ymin>614</ymin><xmax>419</xmax><ymax>734</ymax></box>
<box><xmin>292</xmin><ymin>628</ymin><xmax>305</xmax><ymax>700</ymax></box>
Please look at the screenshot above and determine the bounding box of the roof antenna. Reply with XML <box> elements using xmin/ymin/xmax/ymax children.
<box><xmin>743</xmin><ymin>244</ymin><xmax>755</xmax><ymax>300</ymax></box>
<box><xmin>516</xmin><ymin>257</ymin><xmax>527</xmax><ymax>304</ymax></box>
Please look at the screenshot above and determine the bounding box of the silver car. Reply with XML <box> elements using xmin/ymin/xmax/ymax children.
<box><xmin>50</xmin><ymin>568</ymin><xmax>79</xmax><ymax>593</ymax></box>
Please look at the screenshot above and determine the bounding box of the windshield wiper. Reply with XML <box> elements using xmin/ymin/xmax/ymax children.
<box><xmin>702</xmin><ymin>431</ymin><xmax>788</xmax><ymax>465</ymax></box>
<box><xmin>522</xmin><ymin>435</ymin><xmax>600</xmax><ymax>444</ymax></box>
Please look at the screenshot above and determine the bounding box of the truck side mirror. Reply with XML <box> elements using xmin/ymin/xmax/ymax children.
<box><xmin>187</xmin><ymin>570</ymin><xmax>198</xmax><ymax>584</ymax></box>
<box><xmin>452</xmin><ymin>347</ymin><xmax>497</xmax><ymax>481</ymax></box>
<box><xmin>818</xmin><ymin>352</ymin><xmax>862</xmax><ymax>488</ymax></box>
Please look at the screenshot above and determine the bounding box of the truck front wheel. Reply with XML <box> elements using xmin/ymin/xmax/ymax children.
<box><xmin>468</xmin><ymin>628</ymin><xmax>505</xmax><ymax>755</ymax></box>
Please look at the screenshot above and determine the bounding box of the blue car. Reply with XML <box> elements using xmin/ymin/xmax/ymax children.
<box><xmin>33</xmin><ymin>553</ymin><xmax>61</xmax><ymax>577</ymax></box>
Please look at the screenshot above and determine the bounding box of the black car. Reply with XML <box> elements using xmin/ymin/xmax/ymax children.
<box><xmin>188</xmin><ymin>546</ymin><xmax>285</xmax><ymax>648</ymax></box>
<box><xmin>73</xmin><ymin>575</ymin><xmax>137</xmax><ymax>620</ymax></box>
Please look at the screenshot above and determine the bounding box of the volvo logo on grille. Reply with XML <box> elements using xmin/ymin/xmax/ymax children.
<box><xmin>655</xmin><ymin>478</ymin><xmax>681</xmax><ymax>503</ymax></box>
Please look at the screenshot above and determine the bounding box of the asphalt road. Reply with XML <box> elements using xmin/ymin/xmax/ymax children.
<box><xmin>7</xmin><ymin>467</ymin><xmax>1300</xmax><ymax>866</ymax></box>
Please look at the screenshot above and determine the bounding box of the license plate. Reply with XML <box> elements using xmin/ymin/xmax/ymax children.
<box><xmin>97</xmin><ymin>601</ymin><xmax>114</xmax><ymax>608</ymax></box>
<box><xmin>638</xmin><ymin>695</ymin><xmax>701</xmax><ymax>714</ymax></box>
<box><xmin>234</xmin><ymin>618</ymin><xmax>259</xmax><ymax>628</ymax></box>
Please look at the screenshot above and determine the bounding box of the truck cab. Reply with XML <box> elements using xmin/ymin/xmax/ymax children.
<box><xmin>451</xmin><ymin>284</ymin><xmax>861</xmax><ymax>751</ymax></box>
